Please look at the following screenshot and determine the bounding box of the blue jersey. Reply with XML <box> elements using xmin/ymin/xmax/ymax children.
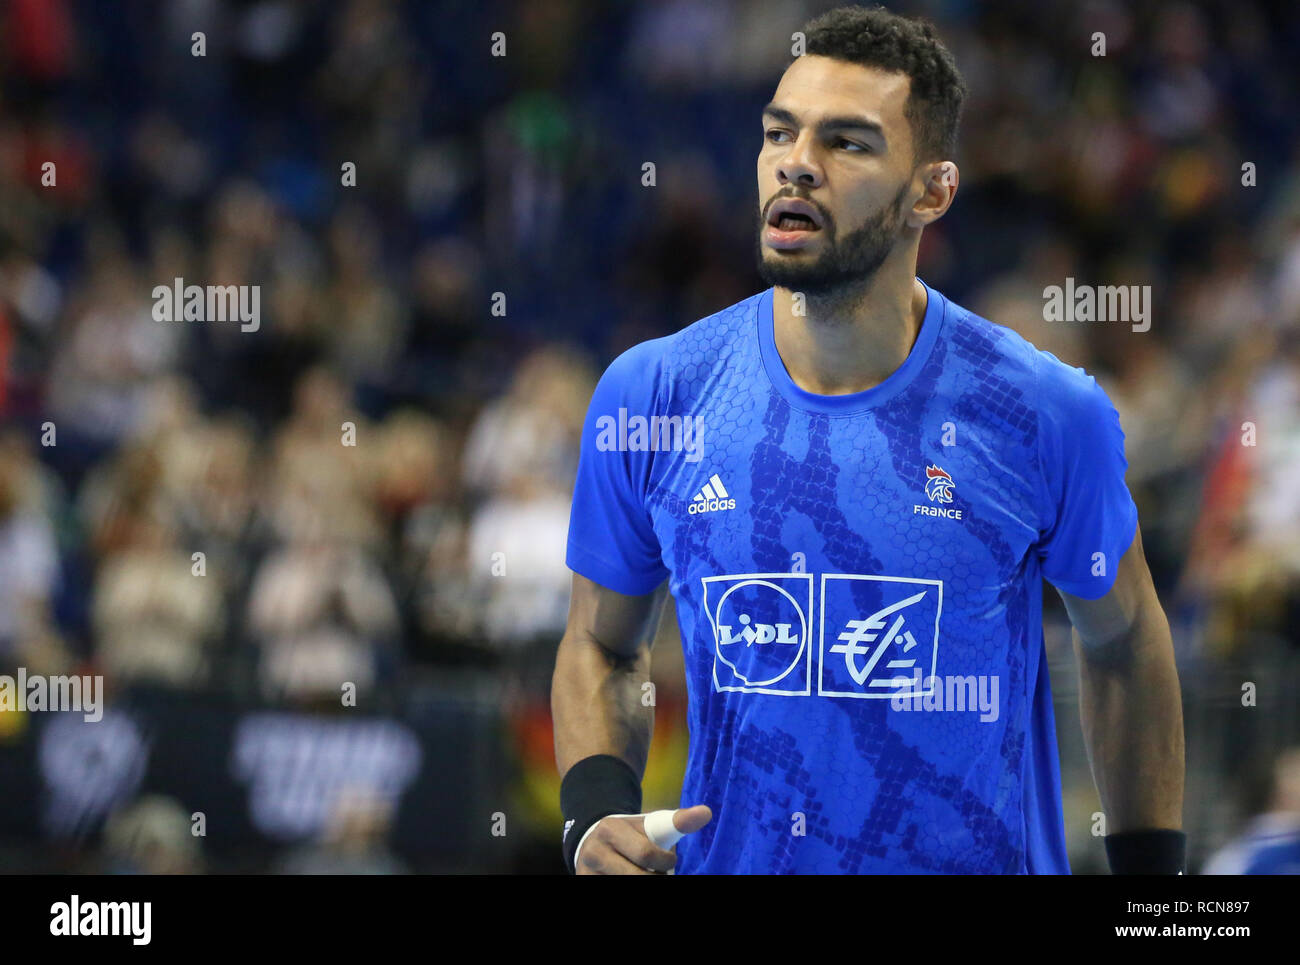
<box><xmin>566</xmin><ymin>279</ymin><xmax>1138</xmax><ymax>874</ymax></box>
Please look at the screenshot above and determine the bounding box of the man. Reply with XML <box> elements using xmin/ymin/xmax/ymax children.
<box><xmin>552</xmin><ymin>5</ymin><xmax>1184</xmax><ymax>874</ymax></box>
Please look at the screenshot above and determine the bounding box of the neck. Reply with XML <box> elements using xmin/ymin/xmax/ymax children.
<box><xmin>771</xmin><ymin>265</ymin><xmax>927</xmax><ymax>396</ymax></box>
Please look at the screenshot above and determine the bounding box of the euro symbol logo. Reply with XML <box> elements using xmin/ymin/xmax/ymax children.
<box><xmin>830</xmin><ymin>590</ymin><xmax>926</xmax><ymax>686</ymax></box>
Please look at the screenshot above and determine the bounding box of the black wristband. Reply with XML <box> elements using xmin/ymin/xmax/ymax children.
<box><xmin>1104</xmin><ymin>829</ymin><xmax>1186</xmax><ymax>874</ymax></box>
<box><xmin>560</xmin><ymin>754</ymin><xmax>642</xmax><ymax>874</ymax></box>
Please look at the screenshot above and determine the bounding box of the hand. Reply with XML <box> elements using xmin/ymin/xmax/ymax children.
<box><xmin>574</xmin><ymin>805</ymin><xmax>713</xmax><ymax>875</ymax></box>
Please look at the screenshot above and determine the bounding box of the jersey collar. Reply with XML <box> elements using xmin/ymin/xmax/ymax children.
<box><xmin>757</xmin><ymin>277</ymin><xmax>946</xmax><ymax>415</ymax></box>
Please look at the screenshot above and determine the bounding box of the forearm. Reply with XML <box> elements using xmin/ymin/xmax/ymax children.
<box><xmin>552</xmin><ymin>631</ymin><xmax>654</xmax><ymax>778</ymax></box>
<box><xmin>1073</xmin><ymin>602</ymin><xmax>1184</xmax><ymax>832</ymax></box>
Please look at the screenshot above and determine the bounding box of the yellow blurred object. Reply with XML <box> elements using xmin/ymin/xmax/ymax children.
<box><xmin>0</xmin><ymin>705</ymin><xmax>28</xmax><ymax>740</ymax></box>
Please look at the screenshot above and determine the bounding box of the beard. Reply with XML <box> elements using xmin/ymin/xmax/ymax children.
<box><xmin>756</xmin><ymin>183</ymin><xmax>909</xmax><ymax>297</ymax></box>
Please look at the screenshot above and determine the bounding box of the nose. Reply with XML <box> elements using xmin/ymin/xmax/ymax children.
<box><xmin>775</xmin><ymin>132</ymin><xmax>823</xmax><ymax>189</ymax></box>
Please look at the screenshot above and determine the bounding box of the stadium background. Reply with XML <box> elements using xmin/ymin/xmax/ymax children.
<box><xmin>0</xmin><ymin>0</ymin><xmax>1297</xmax><ymax>874</ymax></box>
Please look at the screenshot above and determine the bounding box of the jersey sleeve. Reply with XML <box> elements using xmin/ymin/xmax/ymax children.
<box><xmin>565</xmin><ymin>339</ymin><xmax>671</xmax><ymax>596</ymax></box>
<box><xmin>1034</xmin><ymin>351</ymin><xmax>1139</xmax><ymax>600</ymax></box>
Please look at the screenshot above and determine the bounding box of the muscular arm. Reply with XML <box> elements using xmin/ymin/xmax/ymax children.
<box><xmin>1057</xmin><ymin>525</ymin><xmax>1184</xmax><ymax>832</ymax></box>
<box><xmin>552</xmin><ymin>572</ymin><xmax>669</xmax><ymax>779</ymax></box>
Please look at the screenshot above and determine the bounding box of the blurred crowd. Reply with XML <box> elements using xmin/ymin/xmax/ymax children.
<box><xmin>1</xmin><ymin>0</ymin><xmax>1298</xmax><ymax>872</ymax></box>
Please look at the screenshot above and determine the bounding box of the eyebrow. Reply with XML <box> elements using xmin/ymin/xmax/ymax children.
<box><xmin>762</xmin><ymin>104</ymin><xmax>886</xmax><ymax>140</ymax></box>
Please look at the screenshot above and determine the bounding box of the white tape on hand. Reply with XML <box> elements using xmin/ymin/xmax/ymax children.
<box><xmin>643</xmin><ymin>809</ymin><xmax>684</xmax><ymax>850</ymax></box>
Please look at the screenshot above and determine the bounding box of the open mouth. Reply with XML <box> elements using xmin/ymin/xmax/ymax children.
<box><xmin>766</xmin><ymin>198</ymin><xmax>825</xmax><ymax>233</ymax></box>
<box><xmin>772</xmin><ymin>212</ymin><xmax>818</xmax><ymax>231</ymax></box>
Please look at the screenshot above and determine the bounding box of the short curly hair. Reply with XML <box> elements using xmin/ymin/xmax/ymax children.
<box><xmin>802</xmin><ymin>5</ymin><xmax>966</xmax><ymax>165</ymax></box>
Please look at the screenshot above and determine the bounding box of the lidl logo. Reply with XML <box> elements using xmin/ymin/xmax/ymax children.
<box><xmin>703</xmin><ymin>574</ymin><xmax>812</xmax><ymax>695</ymax></box>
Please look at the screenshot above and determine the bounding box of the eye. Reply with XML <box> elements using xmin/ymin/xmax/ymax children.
<box><xmin>836</xmin><ymin>138</ymin><xmax>868</xmax><ymax>153</ymax></box>
<box><xmin>765</xmin><ymin>129</ymin><xmax>793</xmax><ymax>144</ymax></box>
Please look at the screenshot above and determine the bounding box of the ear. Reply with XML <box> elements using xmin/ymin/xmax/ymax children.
<box><xmin>906</xmin><ymin>160</ymin><xmax>958</xmax><ymax>228</ymax></box>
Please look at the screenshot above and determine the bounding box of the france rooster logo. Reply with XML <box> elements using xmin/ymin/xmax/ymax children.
<box><xmin>924</xmin><ymin>464</ymin><xmax>955</xmax><ymax>504</ymax></box>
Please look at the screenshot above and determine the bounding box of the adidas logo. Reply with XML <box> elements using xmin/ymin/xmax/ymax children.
<box><xmin>689</xmin><ymin>473</ymin><xmax>736</xmax><ymax>515</ymax></box>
